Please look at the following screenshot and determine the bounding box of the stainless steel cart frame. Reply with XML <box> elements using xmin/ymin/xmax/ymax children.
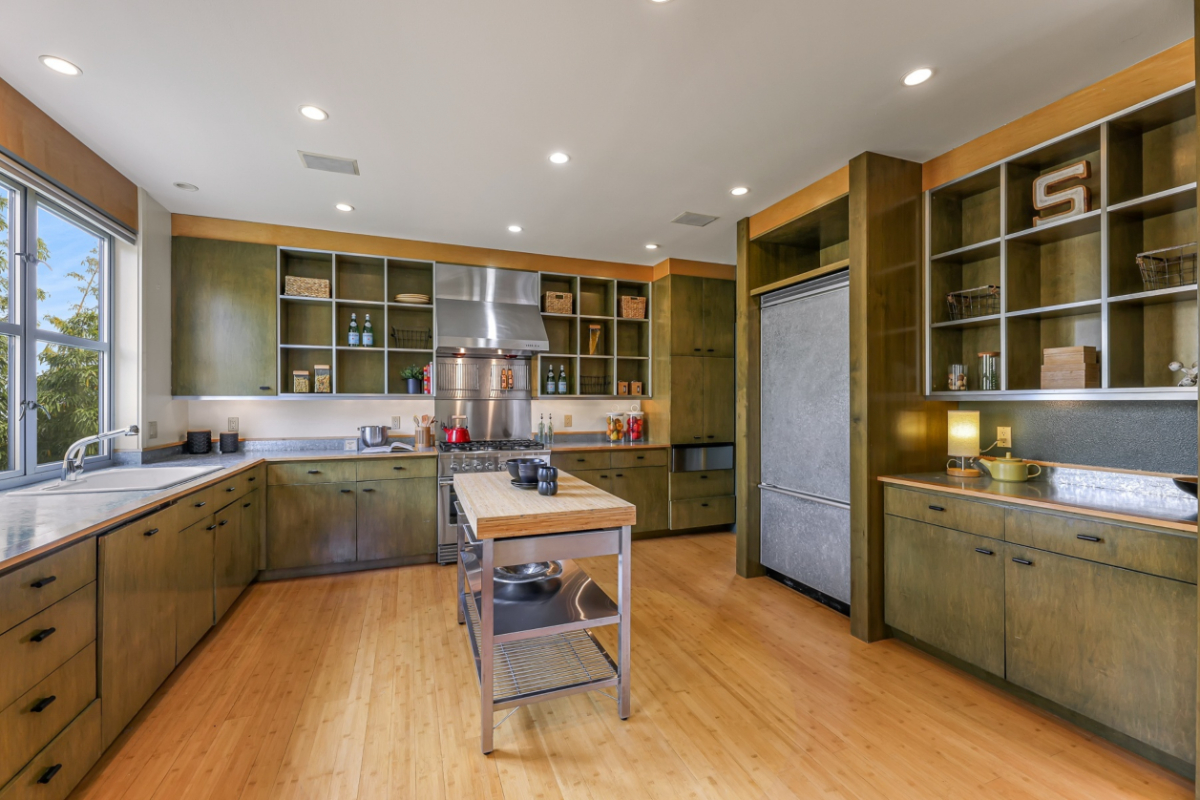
<box><xmin>456</xmin><ymin>504</ymin><xmax>632</xmax><ymax>754</ymax></box>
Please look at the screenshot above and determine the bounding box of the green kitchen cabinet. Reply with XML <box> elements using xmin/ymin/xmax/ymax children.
<box><xmin>702</xmin><ymin>358</ymin><xmax>736</xmax><ymax>442</ymax></box>
<box><xmin>214</xmin><ymin>490</ymin><xmax>260</xmax><ymax>621</ymax></box>
<box><xmin>884</xmin><ymin>515</ymin><xmax>1004</xmax><ymax>676</ymax></box>
<box><xmin>266</xmin><ymin>483</ymin><xmax>357</xmax><ymax>570</ymax></box>
<box><xmin>671</xmin><ymin>357</ymin><xmax>735</xmax><ymax>444</ymax></box>
<box><xmin>668</xmin><ymin>276</ymin><xmax>735</xmax><ymax>358</ymax></box>
<box><xmin>567</xmin><ymin>469</ymin><xmax>612</xmax><ymax>493</ymax></box>
<box><xmin>356</xmin><ymin>478</ymin><xmax>438</xmax><ymax>561</ymax></box>
<box><xmin>172</xmin><ymin>237</ymin><xmax>278</xmax><ymax>396</ymax></box>
<box><xmin>609</xmin><ymin>466</ymin><xmax>669</xmax><ymax>536</ymax></box>
<box><xmin>175</xmin><ymin>514</ymin><xmax>215</xmax><ymax>663</ymax></box>
<box><xmin>701</xmin><ymin>278</ymin><xmax>736</xmax><ymax>357</ymax></box>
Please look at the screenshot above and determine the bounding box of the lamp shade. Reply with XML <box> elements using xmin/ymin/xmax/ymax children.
<box><xmin>947</xmin><ymin>411</ymin><xmax>980</xmax><ymax>458</ymax></box>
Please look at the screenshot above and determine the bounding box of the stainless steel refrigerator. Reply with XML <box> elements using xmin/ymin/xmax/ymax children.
<box><xmin>758</xmin><ymin>271</ymin><xmax>850</xmax><ymax>607</ymax></box>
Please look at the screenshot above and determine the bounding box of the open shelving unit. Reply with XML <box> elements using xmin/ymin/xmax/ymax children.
<box><xmin>277</xmin><ymin>249</ymin><xmax>436</xmax><ymax>397</ymax></box>
<box><xmin>924</xmin><ymin>84</ymin><xmax>1198</xmax><ymax>400</ymax></box>
<box><xmin>534</xmin><ymin>273</ymin><xmax>652</xmax><ymax>397</ymax></box>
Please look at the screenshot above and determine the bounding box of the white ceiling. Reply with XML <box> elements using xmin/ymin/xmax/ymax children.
<box><xmin>0</xmin><ymin>0</ymin><xmax>1191</xmax><ymax>265</ymax></box>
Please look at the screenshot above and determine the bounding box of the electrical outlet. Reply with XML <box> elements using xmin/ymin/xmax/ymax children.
<box><xmin>391</xmin><ymin>416</ymin><xmax>403</xmax><ymax>429</ymax></box>
<box><xmin>147</xmin><ymin>421</ymin><xmax>158</xmax><ymax>440</ymax></box>
<box><xmin>997</xmin><ymin>427</ymin><xmax>1012</xmax><ymax>448</ymax></box>
<box><xmin>344</xmin><ymin>439</ymin><xmax>358</xmax><ymax>451</ymax></box>
<box><xmin>227</xmin><ymin>416</ymin><xmax>239</xmax><ymax>433</ymax></box>
<box><xmin>564</xmin><ymin>414</ymin><xmax>572</xmax><ymax>428</ymax></box>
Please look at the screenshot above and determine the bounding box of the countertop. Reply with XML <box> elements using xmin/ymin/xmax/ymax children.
<box><xmin>454</xmin><ymin>471</ymin><xmax>635</xmax><ymax>539</ymax></box>
<box><xmin>880</xmin><ymin>473</ymin><xmax>1199</xmax><ymax>535</ymax></box>
<box><xmin>544</xmin><ymin>441</ymin><xmax>668</xmax><ymax>453</ymax></box>
<box><xmin>0</xmin><ymin>448</ymin><xmax>437</xmax><ymax>573</ymax></box>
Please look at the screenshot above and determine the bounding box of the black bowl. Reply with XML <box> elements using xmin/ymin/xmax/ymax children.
<box><xmin>506</xmin><ymin>457</ymin><xmax>545</xmax><ymax>483</ymax></box>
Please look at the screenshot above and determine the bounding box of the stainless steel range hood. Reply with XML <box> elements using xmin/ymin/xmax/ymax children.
<box><xmin>434</xmin><ymin>264</ymin><xmax>550</xmax><ymax>356</ymax></box>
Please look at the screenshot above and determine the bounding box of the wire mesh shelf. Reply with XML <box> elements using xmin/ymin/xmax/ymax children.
<box><xmin>1137</xmin><ymin>243</ymin><xmax>1197</xmax><ymax>291</ymax></box>
<box><xmin>580</xmin><ymin>376</ymin><xmax>610</xmax><ymax>395</ymax></box>
<box><xmin>390</xmin><ymin>327</ymin><xmax>432</xmax><ymax>349</ymax></box>
<box><xmin>946</xmin><ymin>285</ymin><xmax>1000</xmax><ymax>321</ymax></box>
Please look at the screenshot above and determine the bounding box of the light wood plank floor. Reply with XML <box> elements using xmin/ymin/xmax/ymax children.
<box><xmin>72</xmin><ymin>534</ymin><xmax>1193</xmax><ymax>800</ymax></box>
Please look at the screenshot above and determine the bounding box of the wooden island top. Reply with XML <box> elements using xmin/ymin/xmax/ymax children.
<box><xmin>454</xmin><ymin>471</ymin><xmax>635</xmax><ymax>539</ymax></box>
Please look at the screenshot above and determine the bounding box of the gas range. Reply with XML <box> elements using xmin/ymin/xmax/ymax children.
<box><xmin>437</xmin><ymin>439</ymin><xmax>550</xmax><ymax>479</ymax></box>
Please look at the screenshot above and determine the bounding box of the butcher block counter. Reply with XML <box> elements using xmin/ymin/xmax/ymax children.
<box><xmin>453</xmin><ymin>471</ymin><xmax>636</xmax><ymax>538</ymax></box>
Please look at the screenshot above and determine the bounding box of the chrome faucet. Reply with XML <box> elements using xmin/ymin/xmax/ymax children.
<box><xmin>61</xmin><ymin>425</ymin><xmax>140</xmax><ymax>482</ymax></box>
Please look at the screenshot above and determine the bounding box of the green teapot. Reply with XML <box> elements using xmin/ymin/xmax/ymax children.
<box><xmin>978</xmin><ymin>453</ymin><xmax>1042</xmax><ymax>482</ymax></box>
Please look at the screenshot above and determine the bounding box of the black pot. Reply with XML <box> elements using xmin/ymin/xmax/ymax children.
<box><xmin>538</xmin><ymin>480</ymin><xmax>558</xmax><ymax>496</ymax></box>
<box><xmin>406</xmin><ymin>378</ymin><xmax>422</xmax><ymax>394</ymax></box>
<box><xmin>506</xmin><ymin>457</ymin><xmax>545</xmax><ymax>483</ymax></box>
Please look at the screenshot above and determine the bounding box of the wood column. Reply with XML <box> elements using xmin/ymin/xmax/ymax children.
<box><xmin>735</xmin><ymin>219</ymin><xmax>765</xmax><ymax>577</ymax></box>
<box><xmin>1193</xmin><ymin>3</ymin><xmax>1199</xmax><ymax>795</ymax></box>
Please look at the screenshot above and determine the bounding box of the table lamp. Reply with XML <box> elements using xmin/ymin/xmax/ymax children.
<box><xmin>947</xmin><ymin>410</ymin><xmax>982</xmax><ymax>477</ymax></box>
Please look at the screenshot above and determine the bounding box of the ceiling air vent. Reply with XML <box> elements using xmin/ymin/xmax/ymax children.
<box><xmin>298</xmin><ymin>151</ymin><xmax>360</xmax><ymax>176</ymax></box>
<box><xmin>671</xmin><ymin>211</ymin><xmax>719</xmax><ymax>227</ymax></box>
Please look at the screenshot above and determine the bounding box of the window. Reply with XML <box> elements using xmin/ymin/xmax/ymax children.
<box><xmin>0</xmin><ymin>169</ymin><xmax>111</xmax><ymax>487</ymax></box>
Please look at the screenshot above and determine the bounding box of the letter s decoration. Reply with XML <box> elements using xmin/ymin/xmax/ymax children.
<box><xmin>1032</xmin><ymin>161</ymin><xmax>1091</xmax><ymax>227</ymax></box>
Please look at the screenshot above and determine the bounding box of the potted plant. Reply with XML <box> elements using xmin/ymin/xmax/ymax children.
<box><xmin>400</xmin><ymin>365</ymin><xmax>424</xmax><ymax>394</ymax></box>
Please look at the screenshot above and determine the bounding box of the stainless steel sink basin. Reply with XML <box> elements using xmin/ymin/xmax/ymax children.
<box><xmin>12</xmin><ymin>465</ymin><xmax>224</xmax><ymax>495</ymax></box>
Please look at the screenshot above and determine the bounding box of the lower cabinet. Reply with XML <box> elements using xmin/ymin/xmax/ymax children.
<box><xmin>356</xmin><ymin>479</ymin><xmax>437</xmax><ymax>561</ymax></box>
<box><xmin>214</xmin><ymin>490</ymin><xmax>261</xmax><ymax>621</ymax></box>
<box><xmin>0</xmin><ymin>700</ymin><xmax>101</xmax><ymax>800</ymax></box>
<box><xmin>176</xmin><ymin>514</ymin><xmax>216</xmax><ymax>663</ymax></box>
<box><xmin>98</xmin><ymin>507</ymin><xmax>178</xmax><ymax>749</ymax></box>
<box><xmin>266</xmin><ymin>482</ymin><xmax>357</xmax><ymax>570</ymax></box>
<box><xmin>609</xmin><ymin>468</ymin><xmax>667</xmax><ymax>536</ymax></box>
<box><xmin>567</xmin><ymin>469</ymin><xmax>611</xmax><ymax>492</ymax></box>
<box><xmin>1005</xmin><ymin>545</ymin><xmax>1197</xmax><ymax>763</ymax></box>
<box><xmin>883</xmin><ymin>515</ymin><xmax>1004</xmax><ymax>676</ymax></box>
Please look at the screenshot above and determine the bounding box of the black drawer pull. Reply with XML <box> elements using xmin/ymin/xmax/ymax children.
<box><xmin>206</xmin><ymin>524</ymin><xmax>217</xmax><ymax>531</ymax></box>
<box><xmin>144</xmin><ymin>528</ymin><xmax>160</xmax><ymax>537</ymax></box>
<box><xmin>194</xmin><ymin>501</ymin><xmax>207</xmax><ymax>508</ymax></box>
<box><xmin>30</xmin><ymin>627</ymin><xmax>56</xmax><ymax>643</ymax></box>
<box><xmin>1012</xmin><ymin>557</ymin><xmax>1033</xmax><ymax>566</ymax></box>
<box><xmin>928</xmin><ymin>505</ymin><xmax>945</xmax><ymax>512</ymax></box>
<box><xmin>615</xmin><ymin>473</ymin><xmax>624</xmax><ymax>478</ymax></box>
<box><xmin>362</xmin><ymin>488</ymin><xmax>376</xmax><ymax>493</ymax></box>
<box><xmin>693</xmin><ymin>436</ymin><xmax>702</xmax><ymax>440</ymax></box>
<box><xmin>576</xmin><ymin>458</ymin><xmax>586</xmax><ymax>463</ymax></box>
<box><xmin>1076</xmin><ymin>534</ymin><xmax>1102</xmax><ymax>543</ymax></box>
<box><xmin>707</xmin><ymin>348</ymin><xmax>714</xmax><ymax>353</ymax></box>
<box><xmin>706</xmin><ymin>435</ymin><xmax>715</xmax><ymax>439</ymax></box>
<box><xmin>701</xmin><ymin>503</ymin><xmax>710</xmax><ymax>507</ymax></box>
<box><xmin>392</xmin><ymin>466</ymin><xmax>406</xmax><ymax>471</ymax></box>
<box><xmin>974</xmin><ymin>548</ymin><xmax>994</xmax><ymax>556</ymax></box>
<box><xmin>31</xmin><ymin>695</ymin><xmax>56</xmax><ymax>713</ymax></box>
<box><xmin>30</xmin><ymin>576</ymin><xmax>57</xmax><ymax>589</ymax></box>
<box><xmin>636</xmin><ymin>456</ymin><xmax>645</xmax><ymax>460</ymax></box>
<box><xmin>243</xmin><ymin>502</ymin><xmax>252</xmax><ymax>508</ymax></box>
<box><xmin>307</xmin><ymin>470</ymin><xmax>321</xmax><ymax>474</ymax></box>
<box><xmin>38</xmin><ymin>764</ymin><xmax>62</xmax><ymax>784</ymax></box>
<box><xmin>693</xmin><ymin>348</ymin><xmax>701</xmax><ymax>352</ymax></box>
<box><xmin>599</xmin><ymin>474</ymin><xmax>609</xmax><ymax>479</ymax></box>
<box><xmin>259</xmin><ymin>386</ymin><xmax>271</xmax><ymax>391</ymax></box>
<box><xmin>700</xmin><ymin>475</ymin><xmax>708</xmax><ymax>479</ymax></box>
<box><xmin>341</xmin><ymin>489</ymin><xmax>353</xmax><ymax>494</ymax></box>
<box><xmin>247</xmin><ymin>476</ymin><xmax>256</xmax><ymax>482</ymax></box>
<box><xmin>219</xmin><ymin>519</ymin><xmax>230</xmax><ymax>526</ymax></box>
<box><xmin>226</xmin><ymin>486</ymin><xmax>236</xmax><ymax>493</ymax></box>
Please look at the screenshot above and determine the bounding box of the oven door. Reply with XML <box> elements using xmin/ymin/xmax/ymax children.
<box><xmin>438</xmin><ymin>480</ymin><xmax>460</xmax><ymax>564</ymax></box>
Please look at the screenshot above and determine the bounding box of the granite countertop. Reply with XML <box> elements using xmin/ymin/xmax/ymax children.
<box><xmin>880</xmin><ymin>473</ymin><xmax>1199</xmax><ymax>535</ymax></box>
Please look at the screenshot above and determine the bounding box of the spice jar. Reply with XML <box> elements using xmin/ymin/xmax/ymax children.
<box><xmin>978</xmin><ymin>352</ymin><xmax>999</xmax><ymax>391</ymax></box>
<box><xmin>606</xmin><ymin>412</ymin><xmax>625</xmax><ymax>443</ymax></box>
<box><xmin>948</xmin><ymin>364</ymin><xmax>968</xmax><ymax>391</ymax></box>
<box><xmin>625</xmin><ymin>411</ymin><xmax>645</xmax><ymax>443</ymax></box>
<box><xmin>292</xmin><ymin>370</ymin><xmax>311</xmax><ymax>393</ymax></box>
<box><xmin>314</xmin><ymin>364</ymin><xmax>332</xmax><ymax>394</ymax></box>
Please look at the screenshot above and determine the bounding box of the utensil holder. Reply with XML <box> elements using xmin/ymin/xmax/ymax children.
<box><xmin>415</xmin><ymin>426</ymin><xmax>432</xmax><ymax>448</ymax></box>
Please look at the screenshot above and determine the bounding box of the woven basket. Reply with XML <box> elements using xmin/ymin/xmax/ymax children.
<box><xmin>543</xmin><ymin>292</ymin><xmax>573</xmax><ymax>314</ymax></box>
<box><xmin>284</xmin><ymin>276</ymin><xmax>331</xmax><ymax>299</ymax></box>
<box><xmin>619</xmin><ymin>295</ymin><xmax>647</xmax><ymax>319</ymax></box>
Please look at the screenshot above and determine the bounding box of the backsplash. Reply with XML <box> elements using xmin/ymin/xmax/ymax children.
<box><xmin>961</xmin><ymin>400</ymin><xmax>1198</xmax><ymax>475</ymax></box>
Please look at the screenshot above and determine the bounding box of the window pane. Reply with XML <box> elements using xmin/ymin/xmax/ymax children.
<box><xmin>36</xmin><ymin>341</ymin><xmax>100</xmax><ymax>465</ymax></box>
<box><xmin>0</xmin><ymin>181</ymin><xmax>13</xmax><ymax>324</ymax></box>
<box><xmin>0</xmin><ymin>336</ymin><xmax>11</xmax><ymax>473</ymax></box>
<box><xmin>36</xmin><ymin>204</ymin><xmax>101</xmax><ymax>341</ymax></box>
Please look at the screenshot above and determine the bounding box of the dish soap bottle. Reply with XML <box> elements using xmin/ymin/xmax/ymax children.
<box><xmin>546</xmin><ymin>364</ymin><xmax>556</xmax><ymax>395</ymax></box>
<box><xmin>557</xmin><ymin>365</ymin><xmax>568</xmax><ymax>395</ymax></box>
<box><xmin>347</xmin><ymin>313</ymin><xmax>360</xmax><ymax>347</ymax></box>
<box><xmin>362</xmin><ymin>314</ymin><xmax>374</xmax><ymax>347</ymax></box>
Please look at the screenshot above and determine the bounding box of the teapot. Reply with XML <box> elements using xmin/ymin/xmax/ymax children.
<box><xmin>977</xmin><ymin>453</ymin><xmax>1042</xmax><ymax>482</ymax></box>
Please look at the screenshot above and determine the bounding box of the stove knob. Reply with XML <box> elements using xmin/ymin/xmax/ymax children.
<box><xmin>450</xmin><ymin>463</ymin><xmax>460</xmax><ymax>473</ymax></box>
<box><xmin>472</xmin><ymin>460</ymin><xmax>483</xmax><ymax>471</ymax></box>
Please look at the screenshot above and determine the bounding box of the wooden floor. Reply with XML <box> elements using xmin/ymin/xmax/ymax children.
<box><xmin>72</xmin><ymin>533</ymin><xmax>1193</xmax><ymax>800</ymax></box>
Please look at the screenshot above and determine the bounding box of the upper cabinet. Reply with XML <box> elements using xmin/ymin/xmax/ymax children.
<box><xmin>173</xmin><ymin>237</ymin><xmax>278</xmax><ymax>396</ymax></box>
<box><xmin>669</xmin><ymin>276</ymin><xmax>735</xmax><ymax>358</ymax></box>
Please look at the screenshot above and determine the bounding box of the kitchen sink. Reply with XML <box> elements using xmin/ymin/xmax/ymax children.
<box><xmin>11</xmin><ymin>465</ymin><xmax>225</xmax><ymax>495</ymax></box>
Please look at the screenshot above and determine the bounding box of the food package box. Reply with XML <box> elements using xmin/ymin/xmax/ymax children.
<box><xmin>630</xmin><ymin>381</ymin><xmax>643</xmax><ymax>396</ymax></box>
<box><xmin>1040</xmin><ymin>364</ymin><xmax>1100</xmax><ymax>390</ymax></box>
<box><xmin>1043</xmin><ymin>345</ymin><xmax>1098</xmax><ymax>366</ymax></box>
<box><xmin>617</xmin><ymin>381</ymin><xmax>630</xmax><ymax>395</ymax></box>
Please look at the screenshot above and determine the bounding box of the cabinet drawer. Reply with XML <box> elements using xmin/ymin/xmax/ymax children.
<box><xmin>175</xmin><ymin>486</ymin><xmax>216</xmax><ymax>531</ymax></box>
<box><xmin>211</xmin><ymin>474</ymin><xmax>246</xmax><ymax>504</ymax></box>
<box><xmin>610</xmin><ymin>449</ymin><xmax>667</xmax><ymax>469</ymax></box>
<box><xmin>670</xmin><ymin>470</ymin><xmax>735</xmax><ymax>500</ymax></box>
<box><xmin>1005</xmin><ymin>508</ymin><xmax>1196</xmax><ymax>583</ymax></box>
<box><xmin>268</xmin><ymin>461</ymin><xmax>357</xmax><ymax>485</ymax></box>
<box><xmin>0</xmin><ymin>583</ymin><xmax>96</xmax><ymax>711</ymax></box>
<box><xmin>551</xmin><ymin>451</ymin><xmax>611</xmax><ymax>471</ymax></box>
<box><xmin>240</xmin><ymin>464</ymin><xmax>265</xmax><ymax>494</ymax></box>
<box><xmin>356</xmin><ymin>457</ymin><xmax>436</xmax><ymax>482</ymax></box>
<box><xmin>670</xmin><ymin>496</ymin><xmax>735</xmax><ymax>530</ymax></box>
<box><xmin>565</xmin><ymin>469</ymin><xmax>612</xmax><ymax>492</ymax></box>
<box><xmin>0</xmin><ymin>699</ymin><xmax>100</xmax><ymax>800</ymax></box>
<box><xmin>0</xmin><ymin>541</ymin><xmax>95</xmax><ymax>636</ymax></box>
<box><xmin>884</xmin><ymin>486</ymin><xmax>1004</xmax><ymax>540</ymax></box>
<box><xmin>0</xmin><ymin>643</ymin><xmax>96</xmax><ymax>787</ymax></box>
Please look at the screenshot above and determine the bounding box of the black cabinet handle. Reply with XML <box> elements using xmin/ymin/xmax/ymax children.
<box><xmin>599</xmin><ymin>474</ymin><xmax>609</xmax><ymax>479</ymax></box>
<box><xmin>392</xmin><ymin>466</ymin><xmax>406</xmax><ymax>471</ymax></box>
<box><xmin>341</xmin><ymin>489</ymin><xmax>353</xmax><ymax>494</ymax></box>
<box><xmin>615</xmin><ymin>473</ymin><xmax>624</xmax><ymax>478</ymax></box>
<box><xmin>144</xmin><ymin>528</ymin><xmax>160</xmax><ymax>537</ymax></box>
<box><xmin>30</xmin><ymin>627</ymin><xmax>56</xmax><ymax>643</ymax></box>
<box><xmin>226</xmin><ymin>487</ymin><xmax>236</xmax><ymax>493</ymax></box>
<box><xmin>693</xmin><ymin>348</ymin><xmax>701</xmax><ymax>352</ymax></box>
<box><xmin>243</xmin><ymin>502</ymin><xmax>252</xmax><ymax>508</ymax></box>
<box><xmin>1076</xmin><ymin>534</ymin><xmax>1102</xmax><ymax>543</ymax></box>
<box><xmin>974</xmin><ymin>548</ymin><xmax>994</xmax><ymax>556</ymax></box>
<box><xmin>194</xmin><ymin>501</ymin><xmax>207</xmax><ymax>508</ymax></box>
<box><xmin>636</xmin><ymin>455</ymin><xmax>645</xmax><ymax>460</ymax></box>
<box><xmin>31</xmin><ymin>695</ymin><xmax>56</xmax><ymax>713</ymax></box>
<box><xmin>706</xmin><ymin>349</ymin><xmax>714</xmax><ymax>353</ymax></box>
<box><xmin>700</xmin><ymin>475</ymin><xmax>708</xmax><ymax>480</ymax></box>
<box><xmin>259</xmin><ymin>386</ymin><xmax>272</xmax><ymax>391</ymax></box>
<box><xmin>219</xmin><ymin>519</ymin><xmax>230</xmax><ymax>526</ymax></box>
<box><xmin>30</xmin><ymin>576</ymin><xmax>56</xmax><ymax>589</ymax></box>
<box><xmin>247</xmin><ymin>476</ymin><xmax>256</xmax><ymax>482</ymax></box>
<box><xmin>576</xmin><ymin>458</ymin><xmax>586</xmax><ymax>463</ymax></box>
<box><xmin>706</xmin><ymin>435</ymin><xmax>715</xmax><ymax>439</ymax></box>
<box><xmin>206</xmin><ymin>524</ymin><xmax>217</xmax><ymax>531</ymax></box>
<box><xmin>701</xmin><ymin>503</ymin><xmax>710</xmax><ymax>507</ymax></box>
<box><xmin>928</xmin><ymin>505</ymin><xmax>945</xmax><ymax>512</ymax></box>
<box><xmin>362</xmin><ymin>488</ymin><xmax>376</xmax><ymax>493</ymax></box>
<box><xmin>307</xmin><ymin>470</ymin><xmax>321</xmax><ymax>474</ymax></box>
<box><xmin>693</xmin><ymin>436</ymin><xmax>702</xmax><ymax>440</ymax></box>
<box><xmin>37</xmin><ymin>764</ymin><xmax>62</xmax><ymax>785</ymax></box>
<box><xmin>1012</xmin><ymin>557</ymin><xmax>1033</xmax><ymax>566</ymax></box>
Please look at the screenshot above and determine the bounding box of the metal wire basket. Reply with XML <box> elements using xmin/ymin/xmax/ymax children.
<box><xmin>580</xmin><ymin>376</ymin><xmax>610</xmax><ymax>395</ymax></box>
<box><xmin>946</xmin><ymin>285</ymin><xmax>1000</xmax><ymax>321</ymax></box>
<box><xmin>391</xmin><ymin>328</ymin><xmax>432</xmax><ymax>349</ymax></box>
<box><xmin>1137</xmin><ymin>243</ymin><xmax>1197</xmax><ymax>291</ymax></box>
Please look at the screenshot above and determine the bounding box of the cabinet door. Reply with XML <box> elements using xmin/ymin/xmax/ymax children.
<box><xmin>669</xmin><ymin>357</ymin><xmax>706</xmax><ymax>444</ymax></box>
<box><xmin>701</xmin><ymin>278</ymin><xmax>736</xmax><ymax>357</ymax></box>
<box><xmin>237</xmin><ymin>489</ymin><xmax>262</xmax><ymax>587</ymax></box>
<box><xmin>175</xmin><ymin>514</ymin><xmax>215</xmax><ymax>664</ymax></box>
<box><xmin>356</xmin><ymin>478</ymin><xmax>438</xmax><ymax>562</ymax></box>
<box><xmin>702</xmin><ymin>358</ymin><xmax>736</xmax><ymax>443</ymax></box>
<box><xmin>172</xmin><ymin>237</ymin><xmax>277</xmax><ymax>396</ymax></box>
<box><xmin>609</xmin><ymin>467</ymin><xmax>668</xmax><ymax>536</ymax></box>
<box><xmin>668</xmin><ymin>275</ymin><xmax>705</xmax><ymax>356</ymax></box>
<box><xmin>99</xmin><ymin>508</ymin><xmax>177</xmax><ymax>749</ymax></box>
<box><xmin>266</xmin><ymin>483</ymin><xmax>357</xmax><ymax>570</ymax></box>
<box><xmin>567</xmin><ymin>469</ymin><xmax>612</xmax><ymax>493</ymax></box>
<box><xmin>883</xmin><ymin>516</ymin><xmax>1004</xmax><ymax>676</ymax></box>
<box><xmin>213</xmin><ymin>491</ymin><xmax>260</xmax><ymax>621</ymax></box>
<box><xmin>1005</xmin><ymin>546</ymin><xmax>1197</xmax><ymax>763</ymax></box>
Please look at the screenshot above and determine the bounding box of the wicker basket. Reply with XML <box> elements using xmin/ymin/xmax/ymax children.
<box><xmin>946</xmin><ymin>285</ymin><xmax>999</xmax><ymax>321</ymax></box>
<box><xmin>543</xmin><ymin>292</ymin><xmax>573</xmax><ymax>314</ymax></box>
<box><xmin>1137</xmin><ymin>243</ymin><xmax>1197</xmax><ymax>291</ymax></box>
<box><xmin>580</xmin><ymin>376</ymin><xmax>609</xmax><ymax>395</ymax></box>
<box><xmin>619</xmin><ymin>295</ymin><xmax>647</xmax><ymax>319</ymax></box>
<box><xmin>284</xmin><ymin>276</ymin><xmax>331</xmax><ymax>299</ymax></box>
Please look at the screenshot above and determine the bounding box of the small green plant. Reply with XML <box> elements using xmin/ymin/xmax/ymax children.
<box><xmin>400</xmin><ymin>364</ymin><xmax>423</xmax><ymax>380</ymax></box>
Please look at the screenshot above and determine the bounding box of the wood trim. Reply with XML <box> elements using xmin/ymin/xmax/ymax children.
<box><xmin>651</xmin><ymin>258</ymin><xmax>736</xmax><ymax>282</ymax></box>
<box><xmin>923</xmin><ymin>40</ymin><xmax>1196</xmax><ymax>190</ymax></box>
<box><xmin>748</xmin><ymin>165</ymin><xmax>850</xmax><ymax>240</ymax></box>
<box><xmin>172</xmin><ymin>214</ymin><xmax>654</xmax><ymax>281</ymax></box>
<box><xmin>749</xmin><ymin>258</ymin><xmax>850</xmax><ymax>297</ymax></box>
<box><xmin>734</xmin><ymin>218</ymin><xmax>766</xmax><ymax>578</ymax></box>
<box><xmin>0</xmin><ymin>77</ymin><xmax>137</xmax><ymax>231</ymax></box>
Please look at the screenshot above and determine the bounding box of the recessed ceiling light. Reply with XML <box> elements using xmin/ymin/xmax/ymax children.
<box><xmin>173</xmin><ymin>182</ymin><xmax>199</xmax><ymax>192</ymax></box>
<box><xmin>903</xmin><ymin>68</ymin><xmax>933</xmax><ymax>86</ymax></box>
<box><xmin>335</xmin><ymin>203</ymin><xmax>354</xmax><ymax>212</ymax></box>
<box><xmin>39</xmin><ymin>56</ymin><xmax>81</xmax><ymax>76</ymax></box>
<box><xmin>650</xmin><ymin>0</ymin><xmax>672</xmax><ymax>3</ymax></box>
<box><xmin>508</xmin><ymin>225</ymin><xmax>523</xmax><ymax>233</ymax></box>
<box><xmin>299</xmin><ymin>105</ymin><xmax>329</xmax><ymax>121</ymax></box>
<box><xmin>645</xmin><ymin>244</ymin><xmax>660</xmax><ymax>250</ymax></box>
<box><xmin>731</xmin><ymin>186</ymin><xmax>750</xmax><ymax>196</ymax></box>
<box><xmin>549</xmin><ymin>152</ymin><xmax>570</xmax><ymax>164</ymax></box>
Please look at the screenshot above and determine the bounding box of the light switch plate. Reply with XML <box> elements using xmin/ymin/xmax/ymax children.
<box><xmin>227</xmin><ymin>417</ymin><xmax>239</xmax><ymax>433</ymax></box>
<box><xmin>147</xmin><ymin>421</ymin><xmax>158</xmax><ymax>440</ymax></box>
<box><xmin>564</xmin><ymin>414</ymin><xmax>573</xmax><ymax>428</ymax></box>
<box><xmin>997</xmin><ymin>427</ymin><xmax>1012</xmax><ymax>448</ymax></box>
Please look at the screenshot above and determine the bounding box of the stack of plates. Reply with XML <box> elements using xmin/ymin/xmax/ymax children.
<box><xmin>395</xmin><ymin>293</ymin><xmax>431</xmax><ymax>305</ymax></box>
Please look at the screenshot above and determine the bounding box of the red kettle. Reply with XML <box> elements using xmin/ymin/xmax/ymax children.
<box><xmin>442</xmin><ymin>415</ymin><xmax>471</xmax><ymax>444</ymax></box>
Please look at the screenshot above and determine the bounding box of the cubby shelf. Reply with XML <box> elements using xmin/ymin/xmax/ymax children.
<box><xmin>925</xmin><ymin>84</ymin><xmax>1199</xmax><ymax>400</ymax></box>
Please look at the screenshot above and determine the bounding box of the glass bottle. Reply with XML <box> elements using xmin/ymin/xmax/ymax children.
<box><xmin>547</xmin><ymin>413</ymin><xmax>554</xmax><ymax>444</ymax></box>
<box><xmin>546</xmin><ymin>364</ymin><xmax>556</xmax><ymax>394</ymax></box>
<box><xmin>558</xmin><ymin>365</ymin><xmax>568</xmax><ymax>395</ymax></box>
<box><xmin>348</xmin><ymin>313</ymin><xmax>360</xmax><ymax>347</ymax></box>
<box><xmin>362</xmin><ymin>314</ymin><xmax>374</xmax><ymax>347</ymax></box>
<box><xmin>538</xmin><ymin>413</ymin><xmax>545</xmax><ymax>444</ymax></box>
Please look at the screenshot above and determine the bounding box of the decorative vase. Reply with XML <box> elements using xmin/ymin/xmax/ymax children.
<box><xmin>407</xmin><ymin>378</ymin><xmax>422</xmax><ymax>394</ymax></box>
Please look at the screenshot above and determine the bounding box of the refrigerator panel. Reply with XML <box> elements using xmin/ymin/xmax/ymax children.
<box><xmin>759</xmin><ymin>486</ymin><xmax>851</xmax><ymax>604</ymax></box>
<box><xmin>759</xmin><ymin>275</ymin><xmax>850</xmax><ymax>503</ymax></box>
